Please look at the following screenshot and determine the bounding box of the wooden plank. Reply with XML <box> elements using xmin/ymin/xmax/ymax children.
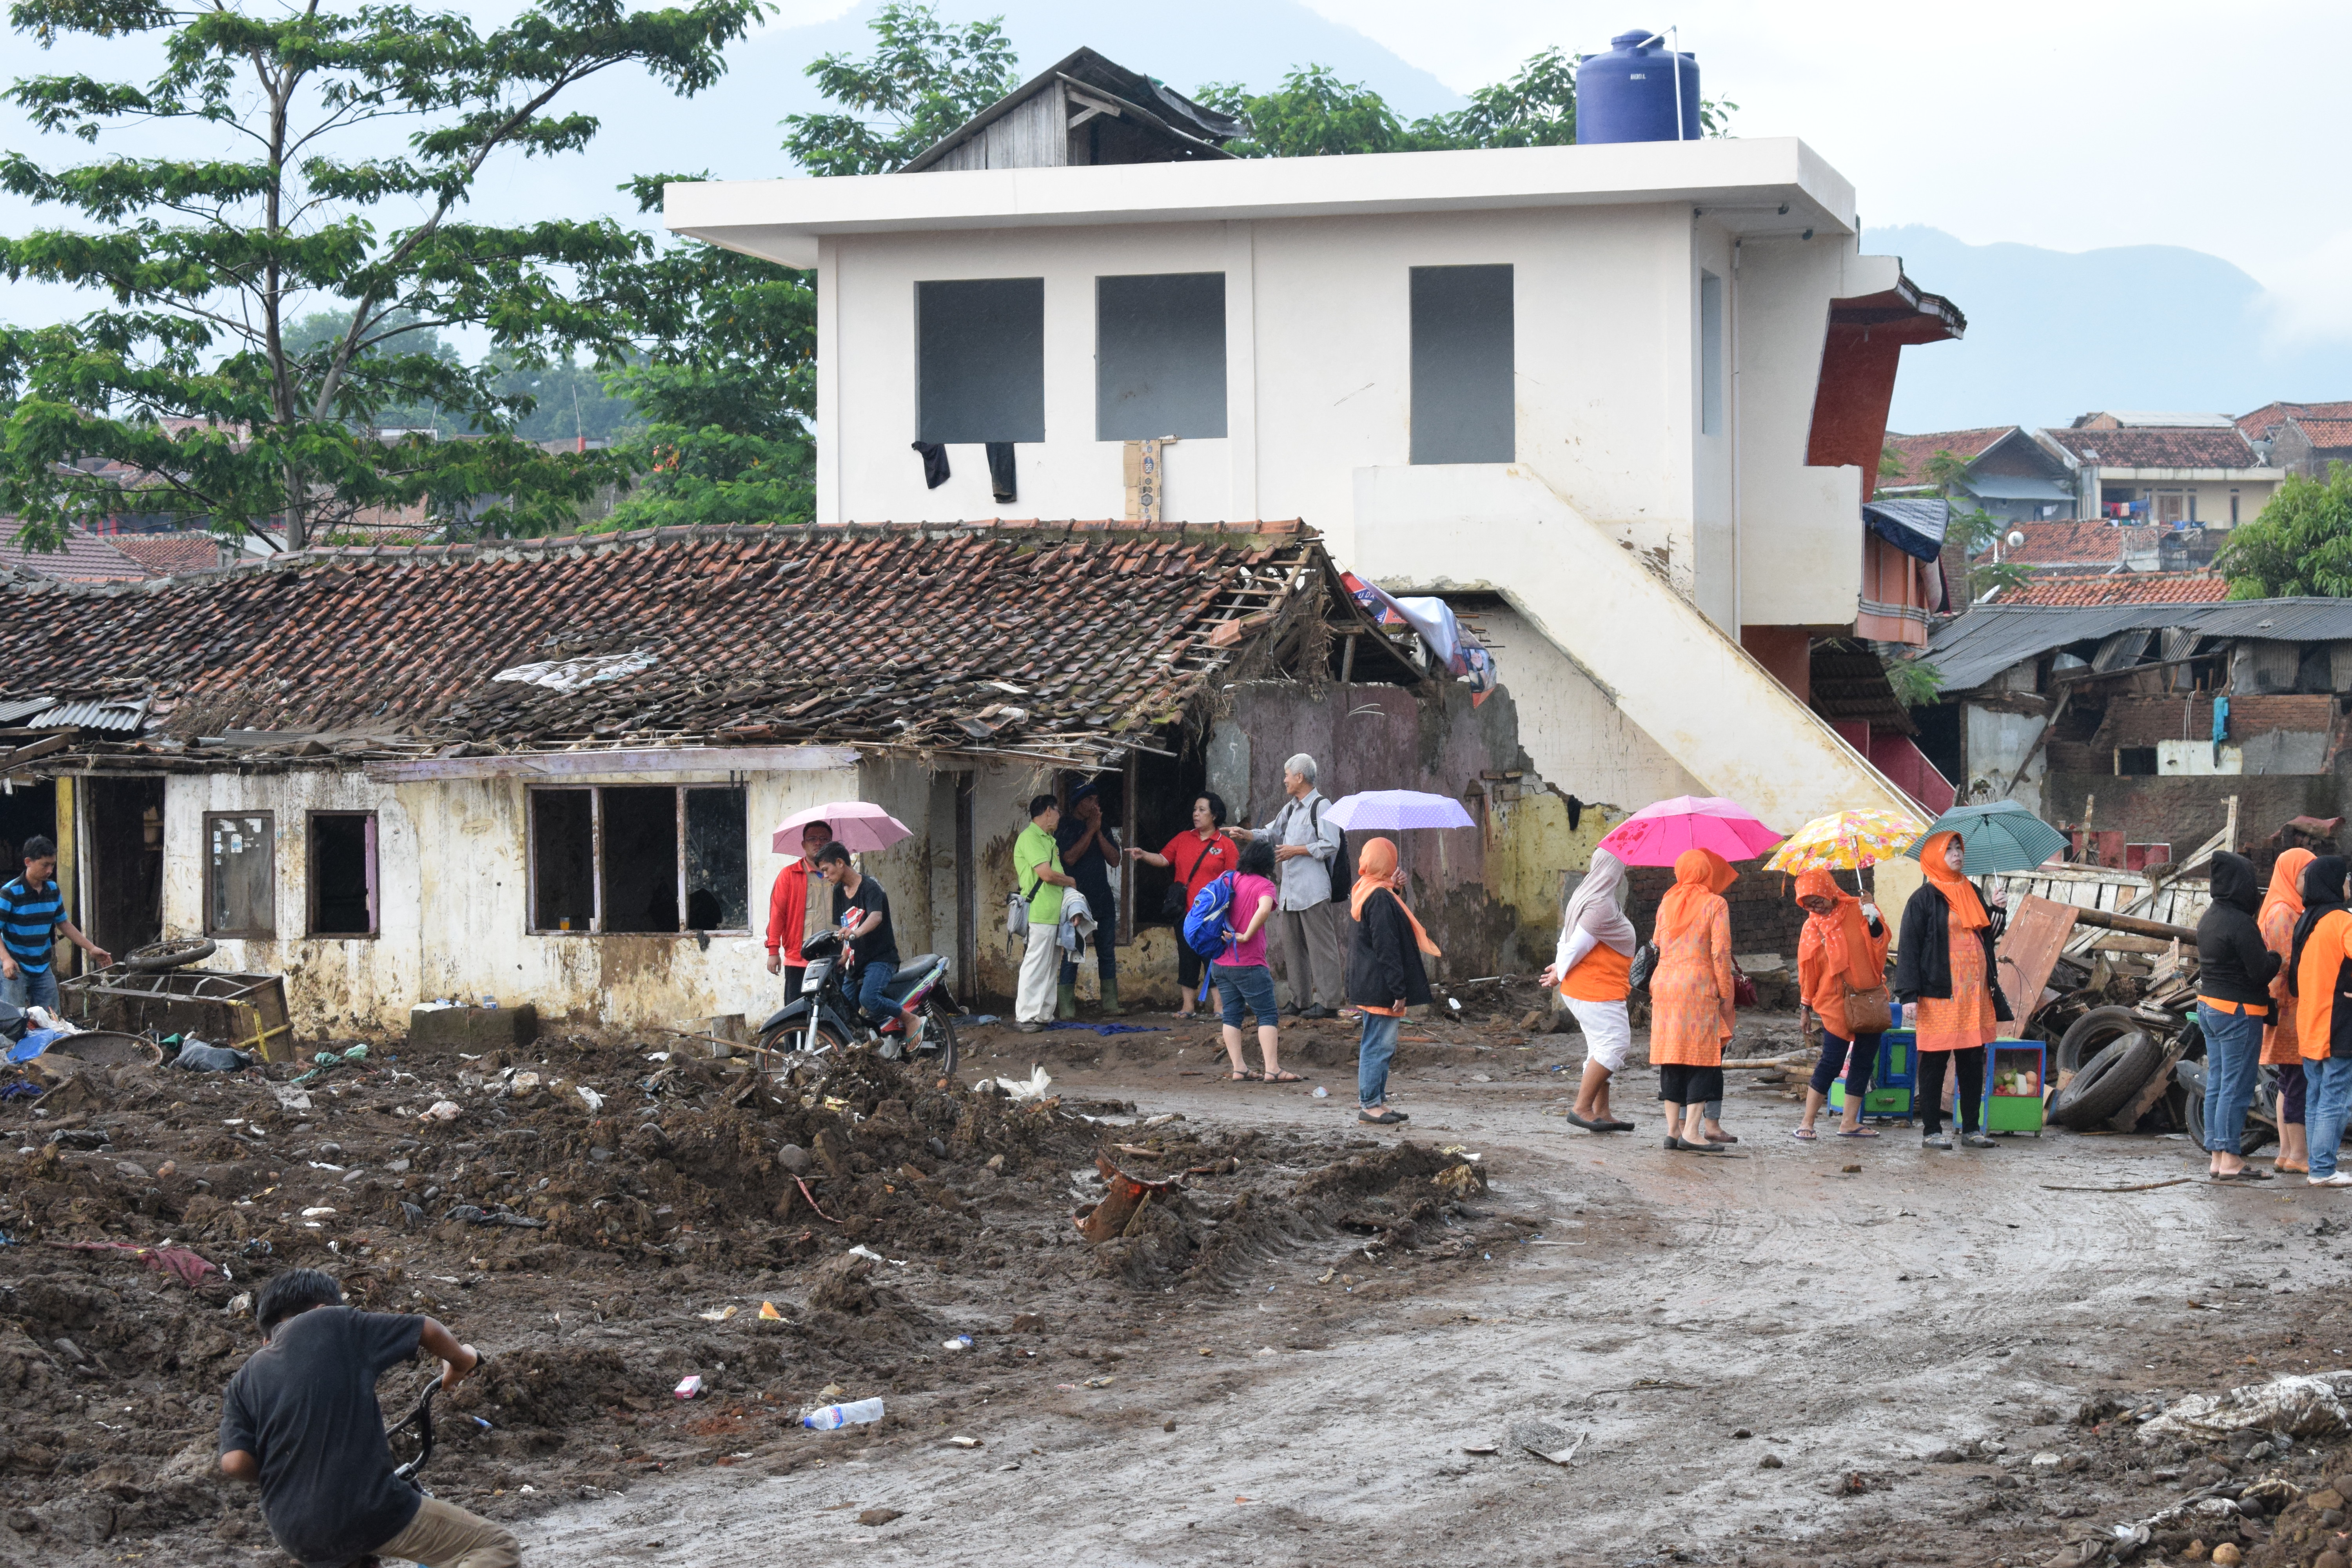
<box><xmin>1995</xmin><ymin>895</ymin><xmax>2079</xmax><ymax>1020</ymax></box>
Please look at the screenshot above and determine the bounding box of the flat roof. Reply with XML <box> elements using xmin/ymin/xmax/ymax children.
<box><xmin>665</xmin><ymin>136</ymin><xmax>1857</xmax><ymax>269</ymax></box>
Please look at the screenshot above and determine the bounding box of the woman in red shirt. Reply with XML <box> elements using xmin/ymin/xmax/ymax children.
<box><xmin>1127</xmin><ymin>792</ymin><xmax>1238</xmax><ymax>1016</ymax></box>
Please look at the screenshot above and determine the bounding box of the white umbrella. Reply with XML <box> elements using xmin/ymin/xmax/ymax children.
<box><xmin>771</xmin><ymin>802</ymin><xmax>911</xmax><ymax>854</ymax></box>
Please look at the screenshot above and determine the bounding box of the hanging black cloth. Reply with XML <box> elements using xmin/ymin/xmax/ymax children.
<box><xmin>985</xmin><ymin>442</ymin><xmax>1016</xmax><ymax>503</ymax></box>
<box><xmin>910</xmin><ymin>441</ymin><xmax>950</xmax><ymax>490</ymax></box>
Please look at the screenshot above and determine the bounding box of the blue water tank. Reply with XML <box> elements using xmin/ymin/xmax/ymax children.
<box><xmin>1576</xmin><ymin>29</ymin><xmax>1701</xmax><ymax>144</ymax></box>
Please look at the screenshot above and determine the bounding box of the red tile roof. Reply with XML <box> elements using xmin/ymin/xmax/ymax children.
<box><xmin>0</xmin><ymin>521</ymin><xmax>1352</xmax><ymax>763</ymax></box>
<box><xmin>2042</xmin><ymin>426</ymin><xmax>2264</xmax><ymax>470</ymax></box>
<box><xmin>2001</xmin><ymin>572</ymin><xmax>2231</xmax><ymax>607</ymax></box>
<box><xmin>2238</xmin><ymin>401</ymin><xmax>2352</xmax><ymax>439</ymax></box>
<box><xmin>105</xmin><ymin>532</ymin><xmax>224</xmax><ymax>577</ymax></box>
<box><xmin>0</xmin><ymin>527</ymin><xmax>155</xmax><ymax>583</ymax></box>
<box><xmin>1880</xmin><ymin>427</ymin><xmax>2014</xmax><ymax>483</ymax></box>
<box><xmin>1996</xmin><ymin>521</ymin><xmax>2135</xmax><ymax>567</ymax></box>
<box><xmin>2294</xmin><ymin>419</ymin><xmax>2352</xmax><ymax>451</ymax></box>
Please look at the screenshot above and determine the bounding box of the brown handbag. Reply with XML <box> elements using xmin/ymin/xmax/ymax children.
<box><xmin>1838</xmin><ymin>982</ymin><xmax>1895</xmax><ymax>1037</ymax></box>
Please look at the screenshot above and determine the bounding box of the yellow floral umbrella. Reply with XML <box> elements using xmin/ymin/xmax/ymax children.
<box><xmin>1762</xmin><ymin>808</ymin><xmax>1928</xmax><ymax>874</ymax></box>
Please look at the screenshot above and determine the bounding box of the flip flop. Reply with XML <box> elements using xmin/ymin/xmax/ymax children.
<box><xmin>1833</xmin><ymin>1127</ymin><xmax>1880</xmax><ymax>1138</ymax></box>
<box><xmin>1790</xmin><ymin>1127</ymin><xmax>1818</xmax><ymax>1141</ymax></box>
<box><xmin>2210</xmin><ymin>1167</ymin><xmax>2274</xmax><ymax>1183</ymax></box>
<box><xmin>1263</xmin><ymin>1070</ymin><xmax>1305</xmax><ymax>1084</ymax></box>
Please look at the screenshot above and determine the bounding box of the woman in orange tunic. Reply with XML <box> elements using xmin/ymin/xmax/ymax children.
<box><xmin>2260</xmin><ymin>848</ymin><xmax>2316</xmax><ymax>1173</ymax></box>
<box><xmin>1891</xmin><ymin>831</ymin><xmax>2011</xmax><ymax>1150</ymax></box>
<box><xmin>1793</xmin><ymin>869</ymin><xmax>1891</xmax><ymax>1140</ymax></box>
<box><xmin>1650</xmin><ymin>848</ymin><xmax>1736</xmax><ymax>1154</ymax></box>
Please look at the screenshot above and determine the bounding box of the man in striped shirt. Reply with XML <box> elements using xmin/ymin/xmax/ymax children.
<box><xmin>0</xmin><ymin>835</ymin><xmax>109</xmax><ymax>1013</ymax></box>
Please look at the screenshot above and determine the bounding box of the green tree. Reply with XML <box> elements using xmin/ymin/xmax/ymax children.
<box><xmin>782</xmin><ymin>2</ymin><xmax>1018</xmax><ymax>176</ymax></box>
<box><xmin>1918</xmin><ymin>448</ymin><xmax>2031</xmax><ymax>602</ymax></box>
<box><xmin>0</xmin><ymin>0</ymin><xmax>761</xmax><ymax>551</ymax></box>
<box><xmin>2218</xmin><ymin>463</ymin><xmax>2352</xmax><ymax>598</ymax></box>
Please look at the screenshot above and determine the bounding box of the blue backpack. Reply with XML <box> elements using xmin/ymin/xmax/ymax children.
<box><xmin>1182</xmin><ymin>871</ymin><xmax>1239</xmax><ymax>960</ymax></box>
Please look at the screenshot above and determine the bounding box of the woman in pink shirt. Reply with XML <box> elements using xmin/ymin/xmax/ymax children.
<box><xmin>1213</xmin><ymin>840</ymin><xmax>1298</xmax><ymax>1082</ymax></box>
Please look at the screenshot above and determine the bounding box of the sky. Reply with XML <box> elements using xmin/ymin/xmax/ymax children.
<box><xmin>3</xmin><ymin>0</ymin><xmax>2349</xmax><ymax>428</ymax></box>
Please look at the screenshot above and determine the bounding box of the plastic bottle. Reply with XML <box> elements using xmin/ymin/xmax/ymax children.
<box><xmin>802</xmin><ymin>1397</ymin><xmax>884</xmax><ymax>1430</ymax></box>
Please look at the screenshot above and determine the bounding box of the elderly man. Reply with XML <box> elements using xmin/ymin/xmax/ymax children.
<box><xmin>764</xmin><ymin>820</ymin><xmax>832</xmax><ymax>998</ymax></box>
<box><xmin>1241</xmin><ymin>754</ymin><xmax>1346</xmax><ymax>1018</ymax></box>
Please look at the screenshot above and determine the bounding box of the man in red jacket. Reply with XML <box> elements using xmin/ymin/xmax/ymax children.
<box><xmin>766</xmin><ymin>820</ymin><xmax>834</xmax><ymax>996</ymax></box>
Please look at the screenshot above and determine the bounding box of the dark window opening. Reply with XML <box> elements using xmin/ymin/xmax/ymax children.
<box><xmin>685</xmin><ymin>788</ymin><xmax>749</xmax><ymax>930</ymax></box>
<box><xmin>530</xmin><ymin>785</ymin><xmax>750</xmax><ymax>934</ymax></box>
<box><xmin>917</xmin><ymin>277</ymin><xmax>1045</xmax><ymax>443</ymax></box>
<box><xmin>1096</xmin><ymin>272</ymin><xmax>1227</xmax><ymax>439</ymax></box>
<box><xmin>532</xmin><ymin>789</ymin><xmax>594</xmax><ymax>932</ymax></box>
<box><xmin>2116</xmin><ymin>748</ymin><xmax>2159</xmax><ymax>777</ymax></box>
<box><xmin>1122</xmin><ymin>747</ymin><xmax>1211</xmax><ymax>928</ymax></box>
<box><xmin>309</xmin><ymin>812</ymin><xmax>377</xmax><ymax>937</ymax></box>
<box><xmin>85</xmin><ymin>776</ymin><xmax>162</xmax><ymax>958</ymax></box>
<box><xmin>1410</xmin><ymin>263</ymin><xmax>1515</xmax><ymax>464</ymax></box>
<box><xmin>204</xmin><ymin>811</ymin><xmax>275</xmax><ymax>939</ymax></box>
<box><xmin>601</xmin><ymin>786</ymin><xmax>679</xmax><ymax>934</ymax></box>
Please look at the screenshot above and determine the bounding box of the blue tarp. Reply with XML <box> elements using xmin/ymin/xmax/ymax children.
<box><xmin>1862</xmin><ymin>498</ymin><xmax>1950</xmax><ymax>563</ymax></box>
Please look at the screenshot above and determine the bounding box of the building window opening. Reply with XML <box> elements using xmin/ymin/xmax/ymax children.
<box><xmin>1699</xmin><ymin>270</ymin><xmax>1725</xmax><ymax>437</ymax></box>
<box><xmin>309</xmin><ymin>813</ymin><xmax>377</xmax><ymax>937</ymax></box>
<box><xmin>1409</xmin><ymin>263</ymin><xmax>1515</xmax><ymax>465</ymax></box>
<box><xmin>1097</xmin><ymin>272</ymin><xmax>1227</xmax><ymax>439</ymax></box>
<box><xmin>204</xmin><ymin>811</ymin><xmax>275</xmax><ymax>939</ymax></box>
<box><xmin>530</xmin><ymin>786</ymin><xmax>750</xmax><ymax>934</ymax></box>
<box><xmin>2230</xmin><ymin>489</ymin><xmax>2241</xmax><ymax>525</ymax></box>
<box><xmin>917</xmin><ymin>277</ymin><xmax>1045</xmax><ymax>443</ymax></box>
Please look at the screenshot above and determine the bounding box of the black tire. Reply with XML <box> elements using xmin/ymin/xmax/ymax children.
<box><xmin>2051</xmin><ymin>1030</ymin><xmax>2164</xmax><ymax>1129</ymax></box>
<box><xmin>2177</xmin><ymin>1059</ymin><xmax>2207</xmax><ymax>1147</ymax></box>
<box><xmin>124</xmin><ymin>936</ymin><xmax>215</xmax><ymax>972</ymax></box>
<box><xmin>920</xmin><ymin>1002</ymin><xmax>960</xmax><ymax>1080</ymax></box>
<box><xmin>759</xmin><ymin>1017</ymin><xmax>851</xmax><ymax>1056</ymax></box>
<box><xmin>2055</xmin><ymin>1005</ymin><xmax>2147</xmax><ymax>1073</ymax></box>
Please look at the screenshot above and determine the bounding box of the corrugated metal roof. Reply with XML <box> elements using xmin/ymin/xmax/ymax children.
<box><xmin>1927</xmin><ymin>598</ymin><xmax>2352</xmax><ymax>692</ymax></box>
<box><xmin>38</xmin><ymin>699</ymin><xmax>149</xmax><ymax>733</ymax></box>
<box><xmin>0</xmin><ymin>697</ymin><xmax>53</xmax><ymax>724</ymax></box>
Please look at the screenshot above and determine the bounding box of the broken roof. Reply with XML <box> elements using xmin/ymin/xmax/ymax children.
<box><xmin>0</xmin><ymin>521</ymin><xmax>1405</xmax><ymax>768</ymax></box>
<box><xmin>1927</xmin><ymin>599</ymin><xmax>2352</xmax><ymax>692</ymax></box>
<box><xmin>2040</xmin><ymin>426</ymin><xmax>2268</xmax><ymax>470</ymax></box>
<box><xmin>2000</xmin><ymin>573</ymin><xmax>2230</xmax><ymax>608</ymax></box>
<box><xmin>900</xmin><ymin>47</ymin><xmax>1243</xmax><ymax>174</ymax></box>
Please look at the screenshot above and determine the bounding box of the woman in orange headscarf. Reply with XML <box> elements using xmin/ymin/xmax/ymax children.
<box><xmin>1650</xmin><ymin>848</ymin><xmax>1737</xmax><ymax>1153</ymax></box>
<box><xmin>1892</xmin><ymin>831</ymin><xmax>2012</xmax><ymax>1150</ymax></box>
<box><xmin>1345</xmin><ymin>837</ymin><xmax>1437</xmax><ymax>1127</ymax></box>
<box><xmin>1793</xmin><ymin>869</ymin><xmax>1892</xmax><ymax>1140</ymax></box>
<box><xmin>2261</xmin><ymin>847</ymin><xmax>2316</xmax><ymax>1173</ymax></box>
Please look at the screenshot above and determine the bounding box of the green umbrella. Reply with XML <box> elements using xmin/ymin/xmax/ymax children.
<box><xmin>1901</xmin><ymin>801</ymin><xmax>2070</xmax><ymax>875</ymax></box>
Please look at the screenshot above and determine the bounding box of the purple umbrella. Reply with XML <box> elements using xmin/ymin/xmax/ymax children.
<box><xmin>1323</xmin><ymin>791</ymin><xmax>1476</xmax><ymax>833</ymax></box>
<box><xmin>771</xmin><ymin>802</ymin><xmax>911</xmax><ymax>854</ymax></box>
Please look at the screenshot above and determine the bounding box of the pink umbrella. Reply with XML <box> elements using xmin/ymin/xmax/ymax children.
<box><xmin>1595</xmin><ymin>795</ymin><xmax>1783</xmax><ymax>867</ymax></box>
<box><xmin>771</xmin><ymin>802</ymin><xmax>911</xmax><ymax>855</ymax></box>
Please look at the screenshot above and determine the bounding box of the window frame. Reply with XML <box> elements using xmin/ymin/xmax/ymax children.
<box><xmin>524</xmin><ymin>784</ymin><xmax>752</xmax><ymax>937</ymax></box>
<box><xmin>201</xmin><ymin>809</ymin><xmax>277</xmax><ymax>940</ymax></box>
<box><xmin>305</xmin><ymin>810</ymin><xmax>379</xmax><ymax>940</ymax></box>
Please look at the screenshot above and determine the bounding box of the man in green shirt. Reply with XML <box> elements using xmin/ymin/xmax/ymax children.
<box><xmin>1014</xmin><ymin>794</ymin><xmax>1075</xmax><ymax>1033</ymax></box>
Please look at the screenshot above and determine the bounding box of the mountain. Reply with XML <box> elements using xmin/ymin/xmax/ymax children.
<box><xmin>1873</xmin><ymin>224</ymin><xmax>2352</xmax><ymax>433</ymax></box>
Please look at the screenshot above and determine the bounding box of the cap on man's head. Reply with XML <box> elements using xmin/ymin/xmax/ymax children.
<box><xmin>1069</xmin><ymin>781</ymin><xmax>1099</xmax><ymax>806</ymax></box>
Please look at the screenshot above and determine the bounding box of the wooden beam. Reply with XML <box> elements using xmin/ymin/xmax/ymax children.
<box><xmin>2066</xmin><ymin>904</ymin><xmax>2198</xmax><ymax>943</ymax></box>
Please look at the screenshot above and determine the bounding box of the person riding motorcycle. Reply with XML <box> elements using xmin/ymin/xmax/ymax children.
<box><xmin>814</xmin><ymin>842</ymin><xmax>913</xmax><ymax>1036</ymax></box>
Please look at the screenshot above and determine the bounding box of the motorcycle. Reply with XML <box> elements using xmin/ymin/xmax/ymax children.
<box><xmin>755</xmin><ymin>929</ymin><xmax>961</xmax><ymax>1076</ymax></box>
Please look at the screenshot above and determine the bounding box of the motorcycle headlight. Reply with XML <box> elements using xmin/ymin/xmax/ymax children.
<box><xmin>801</xmin><ymin>965</ymin><xmax>824</xmax><ymax>994</ymax></box>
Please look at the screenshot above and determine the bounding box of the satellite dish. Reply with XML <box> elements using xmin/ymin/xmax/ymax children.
<box><xmin>2006</xmin><ymin>531</ymin><xmax>2025</xmax><ymax>549</ymax></box>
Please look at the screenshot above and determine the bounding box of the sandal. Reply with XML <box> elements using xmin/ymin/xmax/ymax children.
<box><xmin>1227</xmin><ymin>1069</ymin><xmax>1261</xmax><ymax>1082</ymax></box>
<box><xmin>1704</xmin><ymin>1131</ymin><xmax>1739</xmax><ymax>1145</ymax></box>
<box><xmin>1833</xmin><ymin>1127</ymin><xmax>1879</xmax><ymax>1138</ymax></box>
<box><xmin>1790</xmin><ymin>1127</ymin><xmax>1818</xmax><ymax>1141</ymax></box>
<box><xmin>1263</xmin><ymin>1069</ymin><xmax>1304</xmax><ymax>1084</ymax></box>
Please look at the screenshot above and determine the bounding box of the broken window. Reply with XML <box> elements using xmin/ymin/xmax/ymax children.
<box><xmin>917</xmin><ymin>278</ymin><xmax>1045</xmax><ymax>443</ymax></box>
<box><xmin>1410</xmin><ymin>264</ymin><xmax>1514</xmax><ymax>464</ymax></box>
<box><xmin>204</xmin><ymin>811</ymin><xmax>275</xmax><ymax>939</ymax></box>
<box><xmin>1096</xmin><ymin>272</ymin><xmax>1227</xmax><ymax>439</ymax></box>
<box><xmin>1699</xmin><ymin>270</ymin><xmax>1725</xmax><ymax>437</ymax></box>
<box><xmin>528</xmin><ymin>786</ymin><xmax>750</xmax><ymax>934</ymax></box>
<box><xmin>309</xmin><ymin>813</ymin><xmax>377</xmax><ymax>938</ymax></box>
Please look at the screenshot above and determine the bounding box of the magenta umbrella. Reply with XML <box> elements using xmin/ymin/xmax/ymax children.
<box><xmin>771</xmin><ymin>802</ymin><xmax>911</xmax><ymax>855</ymax></box>
<box><xmin>1594</xmin><ymin>795</ymin><xmax>1783</xmax><ymax>867</ymax></box>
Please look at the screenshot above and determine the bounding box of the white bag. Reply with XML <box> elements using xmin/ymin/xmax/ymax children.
<box><xmin>1005</xmin><ymin>888</ymin><xmax>1029</xmax><ymax>938</ymax></box>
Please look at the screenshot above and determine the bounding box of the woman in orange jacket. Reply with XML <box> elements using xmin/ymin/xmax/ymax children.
<box><xmin>1791</xmin><ymin>869</ymin><xmax>1891</xmax><ymax>1140</ymax></box>
<box><xmin>2259</xmin><ymin>848</ymin><xmax>2315</xmax><ymax>1174</ymax></box>
<box><xmin>1650</xmin><ymin>848</ymin><xmax>1737</xmax><ymax>1154</ymax></box>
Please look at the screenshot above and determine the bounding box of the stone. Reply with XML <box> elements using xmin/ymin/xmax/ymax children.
<box><xmin>2210</xmin><ymin>1544</ymin><xmax>2241</xmax><ymax>1566</ymax></box>
<box><xmin>2313</xmin><ymin>1488</ymin><xmax>2346</xmax><ymax>1512</ymax></box>
<box><xmin>777</xmin><ymin>1143</ymin><xmax>811</xmax><ymax>1175</ymax></box>
<box><xmin>857</xmin><ymin>1509</ymin><xmax>901</xmax><ymax>1528</ymax></box>
<box><xmin>1759</xmin><ymin>1454</ymin><xmax>1783</xmax><ymax>1469</ymax></box>
<box><xmin>2314</xmin><ymin>1551</ymin><xmax>2347</xmax><ymax>1568</ymax></box>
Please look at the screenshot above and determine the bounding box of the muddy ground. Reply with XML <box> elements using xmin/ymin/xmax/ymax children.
<box><xmin>6</xmin><ymin>988</ymin><xmax>2352</xmax><ymax>1568</ymax></box>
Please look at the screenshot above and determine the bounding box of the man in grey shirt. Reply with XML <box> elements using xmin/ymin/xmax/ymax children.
<box><xmin>1239</xmin><ymin>753</ymin><xmax>1346</xmax><ymax>1018</ymax></box>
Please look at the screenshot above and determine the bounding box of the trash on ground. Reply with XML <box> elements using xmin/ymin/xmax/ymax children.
<box><xmin>804</xmin><ymin>1397</ymin><xmax>885</xmax><ymax>1430</ymax></box>
<box><xmin>946</xmin><ymin>1435</ymin><xmax>981</xmax><ymax>1448</ymax></box>
<box><xmin>2138</xmin><ymin>1371</ymin><xmax>2352</xmax><ymax>1443</ymax></box>
<box><xmin>171</xmin><ymin>1040</ymin><xmax>252</xmax><ymax>1071</ymax></box>
<box><xmin>994</xmin><ymin>1064</ymin><xmax>1054</xmax><ymax>1102</ymax></box>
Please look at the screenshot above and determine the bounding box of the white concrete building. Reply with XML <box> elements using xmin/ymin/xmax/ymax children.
<box><xmin>668</xmin><ymin>92</ymin><xmax>1964</xmax><ymax>851</ymax></box>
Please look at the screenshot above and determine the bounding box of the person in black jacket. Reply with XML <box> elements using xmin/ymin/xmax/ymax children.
<box><xmin>1891</xmin><ymin>831</ymin><xmax>2013</xmax><ymax>1149</ymax></box>
<box><xmin>1345</xmin><ymin>837</ymin><xmax>1436</xmax><ymax>1127</ymax></box>
<box><xmin>2198</xmin><ymin>851</ymin><xmax>2283</xmax><ymax>1181</ymax></box>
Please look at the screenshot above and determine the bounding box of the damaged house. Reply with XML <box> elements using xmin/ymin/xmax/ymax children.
<box><xmin>1918</xmin><ymin>598</ymin><xmax>2352</xmax><ymax>866</ymax></box>
<box><xmin>0</xmin><ymin>521</ymin><xmax>1577</xmax><ymax>1034</ymax></box>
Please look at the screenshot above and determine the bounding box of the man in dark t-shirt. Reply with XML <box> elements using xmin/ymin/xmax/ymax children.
<box><xmin>816</xmin><ymin>841</ymin><xmax>902</xmax><ymax>1032</ymax></box>
<box><xmin>218</xmin><ymin>1269</ymin><xmax>515</xmax><ymax>1568</ymax></box>
<box><xmin>1054</xmin><ymin>782</ymin><xmax>1121</xmax><ymax>1016</ymax></box>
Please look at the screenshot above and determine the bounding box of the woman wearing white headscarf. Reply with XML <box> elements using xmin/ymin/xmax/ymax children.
<box><xmin>1539</xmin><ymin>849</ymin><xmax>1639</xmax><ymax>1133</ymax></box>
